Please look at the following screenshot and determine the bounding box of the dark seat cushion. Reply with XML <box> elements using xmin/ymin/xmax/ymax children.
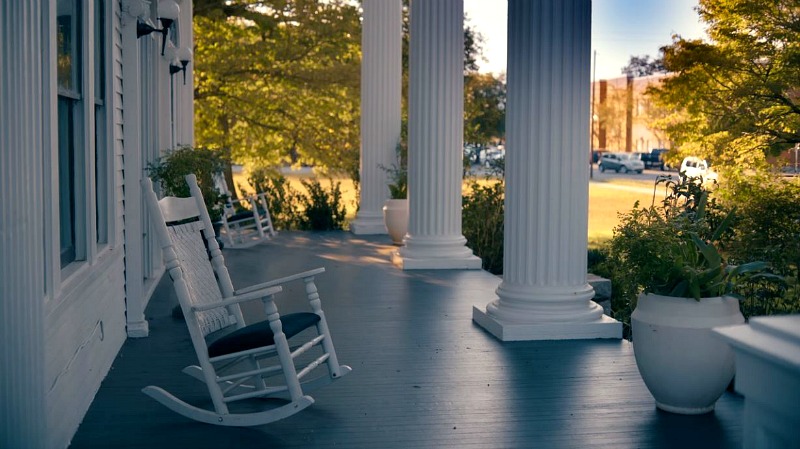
<box><xmin>207</xmin><ymin>312</ymin><xmax>320</xmax><ymax>358</ymax></box>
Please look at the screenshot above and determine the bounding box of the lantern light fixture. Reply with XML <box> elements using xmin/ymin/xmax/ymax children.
<box><xmin>169</xmin><ymin>47</ymin><xmax>193</xmax><ymax>85</ymax></box>
<box><xmin>137</xmin><ymin>0</ymin><xmax>180</xmax><ymax>56</ymax></box>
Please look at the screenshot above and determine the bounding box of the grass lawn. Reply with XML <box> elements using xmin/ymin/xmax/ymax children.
<box><xmin>233</xmin><ymin>169</ymin><xmax>654</xmax><ymax>247</ymax></box>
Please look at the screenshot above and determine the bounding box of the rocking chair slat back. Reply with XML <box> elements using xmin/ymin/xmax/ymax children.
<box><xmin>157</xmin><ymin>196</ymin><xmax>202</xmax><ymax>223</ymax></box>
<box><xmin>142</xmin><ymin>175</ymin><xmax>245</xmax><ymax>335</ymax></box>
<box><xmin>167</xmin><ymin>221</ymin><xmax>234</xmax><ymax>336</ymax></box>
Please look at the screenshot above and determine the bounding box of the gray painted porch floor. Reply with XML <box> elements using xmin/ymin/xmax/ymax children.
<box><xmin>70</xmin><ymin>231</ymin><xmax>742</xmax><ymax>448</ymax></box>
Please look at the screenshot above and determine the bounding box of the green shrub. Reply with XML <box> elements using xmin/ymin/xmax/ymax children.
<box><xmin>462</xmin><ymin>180</ymin><xmax>504</xmax><ymax>274</ymax></box>
<box><xmin>298</xmin><ymin>179</ymin><xmax>347</xmax><ymax>231</ymax></box>
<box><xmin>601</xmin><ymin>175</ymin><xmax>780</xmax><ymax>338</ymax></box>
<box><xmin>247</xmin><ymin>168</ymin><xmax>303</xmax><ymax>230</ymax></box>
<box><xmin>146</xmin><ymin>146</ymin><xmax>230</xmax><ymax>222</ymax></box>
<box><xmin>246</xmin><ymin>170</ymin><xmax>348</xmax><ymax>231</ymax></box>
<box><xmin>722</xmin><ymin>175</ymin><xmax>800</xmax><ymax>318</ymax></box>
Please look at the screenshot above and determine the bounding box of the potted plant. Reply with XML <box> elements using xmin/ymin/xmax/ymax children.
<box><xmin>381</xmin><ymin>140</ymin><xmax>408</xmax><ymax>245</ymax></box>
<box><xmin>610</xmin><ymin>175</ymin><xmax>777</xmax><ymax>414</ymax></box>
<box><xmin>146</xmin><ymin>146</ymin><xmax>230</xmax><ymax>225</ymax></box>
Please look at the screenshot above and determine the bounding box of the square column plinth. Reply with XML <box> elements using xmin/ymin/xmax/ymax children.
<box><xmin>473</xmin><ymin>307</ymin><xmax>622</xmax><ymax>341</ymax></box>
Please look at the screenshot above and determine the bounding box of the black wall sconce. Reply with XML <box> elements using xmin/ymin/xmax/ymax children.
<box><xmin>137</xmin><ymin>0</ymin><xmax>180</xmax><ymax>56</ymax></box>
<box><xmin>169</xmin><ymin>47</ymin><xmax>193</xmax><ymax>85</ymax></box>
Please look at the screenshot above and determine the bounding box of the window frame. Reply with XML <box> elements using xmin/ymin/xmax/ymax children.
<box><xmin>52</xmin><ymin>0</ymin><xmax>113</xmax><ymax>283</ymax></box>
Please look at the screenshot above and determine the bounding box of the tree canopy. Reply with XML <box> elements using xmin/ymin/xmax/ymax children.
<box><xmin>648</xmin><ymin>0</ymin><xmax>800</xmax><ymax>166</ymax></box>
<box><xmin>464</xmin><ymin>73</ymin><xmax>506</xmax><ymax>147</ymax></box>
<box><xmin>193</xmin><ymin>0</ymin><xmax>362</xmax><ymax>179</ymax></box>
<box><xmin>193</xmin><ymin>0</ymin><xmax>506</xmax><ymax>181</ymax></box>
<box><xmin>622</xmin><ymin>54</ymin><xmax>666</xmax><ymax>78</ymax></box>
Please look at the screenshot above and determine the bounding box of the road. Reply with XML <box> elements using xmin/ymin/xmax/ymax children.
<box><xmin>588</xmin><ymin>166</ymin><xmax>681</xmax><ymax>195</ymax></box>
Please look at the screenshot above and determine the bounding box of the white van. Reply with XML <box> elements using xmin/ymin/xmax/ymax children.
<box><xmin>680</xmin><ymin>156</ymin><xmax>718</xmax><ymax>183</ymax></box>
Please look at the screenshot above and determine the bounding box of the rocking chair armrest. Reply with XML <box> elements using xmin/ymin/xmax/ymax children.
<box><xmin>234</xmin><ymin>267</ymin><xmax>326</xmax><ymax>296</ymax></box>
<box><xmin>192</xmin><ymin>285</ymin><xmax>283</xmax><ymax>312</ymax></box>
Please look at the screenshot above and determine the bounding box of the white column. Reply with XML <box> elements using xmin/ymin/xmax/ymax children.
<box><xmin>121</xmin><ymin>9</ymin><xmax>149</xmax><ymax>337</ymax></box>
<box><xmin>350</xmin><ymin>0</ymin><xmax>402</xmax><ymax>235</ymax></box>
<box><xmin>394</xmin><ymin>0</ymin><xmax>481</xmax><ymax>270</ymax></box>
<box><xmin>473</xmin><ymin>0</ymin><xmax>621</xmax><ymax>340</ymax></box>
<box><xmin>0</xmin><ymin>2</ymin><xmax>48</xmax><ymax>447</ymax></box>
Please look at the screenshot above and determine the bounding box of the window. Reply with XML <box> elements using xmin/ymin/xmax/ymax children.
<box><xmin>57</xmin><ymin>0</ymin><xmax>83</xmax><ymax>267</ymax></box>
<box><xmin>94</xmin><ymin>0</ymin><xmax>108</xmax><ymax>244</ymax></box>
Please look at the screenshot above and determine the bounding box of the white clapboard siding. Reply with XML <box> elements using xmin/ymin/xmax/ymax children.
<box><xmin>44</xmin><ymin>252</ymin><xmax>127</xmax><ymax>448</ymax></box>
<box><xmin>42</xmin><ymin>1</ymin><xmax>128</xmax><ymax>447</ymax></box>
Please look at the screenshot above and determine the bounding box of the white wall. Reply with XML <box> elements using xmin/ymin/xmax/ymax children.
<box><xmin>1</xmin><ymin>0</ymin><xmax>196</xmax><ymax>446</ymax></box>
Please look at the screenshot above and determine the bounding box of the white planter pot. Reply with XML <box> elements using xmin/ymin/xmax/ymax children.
<box><xmin>382</xmin><ymin>199</ymin><xmax>408</xmax><ymax>245</ymax></box>
<box><xmin>632</xmin><ymin>293</ymin><xmax>744</xmax><ymax>414</ymax></box>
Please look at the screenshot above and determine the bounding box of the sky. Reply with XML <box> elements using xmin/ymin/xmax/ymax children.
<box><xmin>463</xmin><ymin>0</ymin><xmax>707</xmax><ymax>80</ymax></box>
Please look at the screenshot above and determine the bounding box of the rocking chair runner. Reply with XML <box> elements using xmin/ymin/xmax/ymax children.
<box><xmin>141</xmin><ymin>174</ymin><xmax>351</xmax><ymax>426</ymax></box>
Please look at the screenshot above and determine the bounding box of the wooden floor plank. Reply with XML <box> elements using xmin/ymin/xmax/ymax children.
<box><xmin>70</xmin><ymin>231</ymin><xmax>742</xmax><ymax>448</ymax></box>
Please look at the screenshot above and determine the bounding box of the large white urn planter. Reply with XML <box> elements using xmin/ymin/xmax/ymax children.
<box><xmin>383</xmin><ymin>199</ymin><xmax>408</xmax><ymax>245</ymax></box>
<box><xmin>631</xmin><ymin>293</ymin><xmax>744</xmax><ymax>414</ymax></box>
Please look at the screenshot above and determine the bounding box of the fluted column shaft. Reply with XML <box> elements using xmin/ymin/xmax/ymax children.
<box><xmin>0</xmin><ymin>2</ymin><xmax>48</xmax><ymax>447</ymax></box>
<box><xmin>351</xmin><ymin>0</ymin><xmax>402</xmax><ymax>235</ymax></box>
<box><xmin>395</xmin><ymin>0</ymin><xmax>481</xmax><ymax>270</ymax></box>
<box><xmin>473</xmin><ymin>0</ymin><xmax>620</xmax><ymax>340</ymax></box>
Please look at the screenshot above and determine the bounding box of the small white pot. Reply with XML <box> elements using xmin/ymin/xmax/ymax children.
<box><xmin>632</xmin><ymin>293</ymin><xmax>744</xmax><ymax>414</ymax></box>
<box><xmin>382</xmin><ymin>199</ymin><xmax>408</xmax><ymax>245</ymax></box>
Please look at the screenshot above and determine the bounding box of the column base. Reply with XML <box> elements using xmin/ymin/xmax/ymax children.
<box><xmin>350</xmin><ymin>214</ymin><xmax>388</xmax><ymax>235</ymax></box>
<box><xmin>392</xmin><ymin>250</ymin><xmax>482</xmax><ymax>270</ymax></box>
<box><xmin>472</xmin><ymin>306</ymin><xmax>622</xmax><ymax>341</ymax></box>
<box><xmin>393</xmin><ymin>234</ymin><xmax>483</xmax><ymax>270</ymax></box>
<box><xmin>127</xmin><ymin>320</ymin><xmax>150</xmax><ymax>338</ymax></box>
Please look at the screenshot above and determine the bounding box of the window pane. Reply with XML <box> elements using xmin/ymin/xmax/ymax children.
<box><xmin>94</xmin><ymin>0</ymin><xmax>105</xmax><ymax>102</ymax></box>
<box><xmin>95</xmin><ymin>105</ymin><xmax>108</xmax><ymax>244</ymax></box>
<box><xmin>58</xmin><ymin>97</ymin><xmax>76</xmax><ymax>267</ymax></box>
<box><xmin>57</xmin><ymin>0</ymin><xmax>81</xmax><ymax>94</ymax></box>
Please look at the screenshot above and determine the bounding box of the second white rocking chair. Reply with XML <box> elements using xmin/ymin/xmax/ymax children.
<box><xmin>141</xmin><ymin>174</ymin><xmax>351</xmax><ymax>426</ymax></box>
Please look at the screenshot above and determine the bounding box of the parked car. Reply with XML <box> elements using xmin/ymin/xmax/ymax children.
<box><xmin>679</xmin><ymin>156</ymin><xmax>718</xmax><ymax>183</ymax></box>
<box><xmin>599</xmin><ymin>152</ymin><xmax>645</xmax><ymax>173</ymax></box>
<box><xmin>639</xmin><ymin>148</ymin><xmax>670</xmax><ymax>170</ymax></box>
<box><xmin>483</xmin><ymin>148</ymin><xmax>505</xmax><ymax>167</ymax></box>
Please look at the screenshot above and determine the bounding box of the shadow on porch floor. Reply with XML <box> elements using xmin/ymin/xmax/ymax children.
<box><xmin>70</xmin><ymin>231</ymin><xmax>742</xmax><ymax>449</ymax></box>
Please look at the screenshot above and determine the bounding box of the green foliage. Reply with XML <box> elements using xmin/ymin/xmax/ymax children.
<box><xmin>721</xmin><ymin>174</ymin><xmax>800</xmax><ymax>317</ymax></box>
<box><xmin>245</xmin><ymin>168</ymin><xmax>346</xmax><ymax>231</ymax></box>
<box><xmin>247</xmin><ymin>168</ymin><xmax>303</xmax><ymax>230</ymax></box>
<box><xmin>608</xmin><ymin>175</ymin><xmax>772</xmax><ymax>300</ymax></box>
<box><xmin>462</xmin><ymin>181</ymin><xmax>504</xmax><ymax>274</ymax></box>
<box><xmin>648</xmin><ymin>0</ymin><xmax>800</xmax><ymax>163</ymax></box>
<box><xmin>381</xmin><ymin>139</ymin><xmax>408</xmax><ymax>200</ymax></box>
<box><xmin>146</xmin><ymin>146</ymin><xmax>230</xmax><ymax>222</ymax></box>
<box><xmin>297</xmin><ymin>179</ymin><xmax>347</xmax><ymax>231</ymax></box>
<box><xmin>464</xmin><ymin>73</ymin><xmax>506</xmax><ymax>147</ymax></box>
<box><xmin>193</xmin><ymin>1</ymin><xmax>361</xmax><ymax>177</ymax></box>
<box><xmin>622</xmin><ymin>54</ymin><xmax>666</xmax><ymax>77</ymax></box>
<box><xmin>599</xmin><ymin>174</ymin><xmax>785</xmax><ymax>337</ymax></box>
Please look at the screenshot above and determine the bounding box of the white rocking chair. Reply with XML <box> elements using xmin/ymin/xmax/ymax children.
<box><xmin>219</xmin><ymin>192</ymin><xmax>277</xmax><ymax>248</ymax></box>
<box><xmin>141</xmin><ymin>174</ymin><xmax>351</xmax><ymax>426</ymax></box>
<box><xmin>212</xmin><ymin>173</ymin><xmax>276</xmax><ymax>248</ymax></box>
